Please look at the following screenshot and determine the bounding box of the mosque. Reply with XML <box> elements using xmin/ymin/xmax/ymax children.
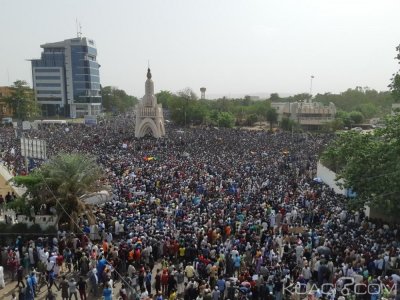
<box><xmin>135</xmin><ymin>68</ymin><xmax>165</xmax><ymax>138</ymax></box>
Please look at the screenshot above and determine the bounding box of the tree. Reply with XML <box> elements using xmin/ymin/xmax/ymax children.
<box><xmin>280</xmin><ymin>117</ymin><xmax>296</xmax><ymax>131</ymax></box>
<box><xmin>101</xmin><ymin>86</ymin><xmax>138</xmax><ymax>113</ymax></box>
<box><xmin>155</xmin><ymin>90</ymin><xmax>174</xmax><ymax>109</ymax></box>
<box><xmin>269</xmin><ymin>93</ymin><xmax>281</xmax><ymax>102</ymax></box>
<box><xmin>266</xmin><ymin>108</ymin><xmax>278</xmax><ymax>130</ymax></box>
<box><xmin>217</xmin><ymin>112</ymin><xmax>235</xmax><ymax>128</ymax></box>
<box><xmin>245</xmin><ymin>114</ymin><xmax>258</xmax><ymax>126</ymax></box>
<box><xmin>348</xmin><ymin>111</ymin><xmax>364</xmax><ymax>124</ymax></box>
<box><xmin>290</xmin><ymin>93</ymin><xmax>312</xmax><ymax>102</ymax></box>
<box><xmin>321</xmin><ymin>114</ymin><xmax>400</xmax><ymax>215</ymax></box>
<box><xmin>5</xmin><ymin>80</ymin><xmax>39</xmax><ymax>120</ymax></box>
<box><xmin>389</xmin><ymin>44</ymin><xmax>400</xmax><ymax>102</ymax></box>
<box><xmin>13</xmin><ymin>153</ymin><xmax>102</xmax><ymax>231</ymax></box>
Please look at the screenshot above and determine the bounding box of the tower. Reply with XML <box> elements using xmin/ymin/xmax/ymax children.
<box><xmin>200</xmin><ymin>87</ymin><xmax>206</xmax><ymax>100</ymax></box>
<box><xmin>135</xmin><ymin>68</ymin><xmax>165</xmax><ymax>138</ymax></box>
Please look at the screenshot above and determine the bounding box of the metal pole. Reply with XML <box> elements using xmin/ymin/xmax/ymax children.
<box><xmin>310</xmin><ymin>75</ymin><xmax>314</xmax><ymax>98</ymax></box>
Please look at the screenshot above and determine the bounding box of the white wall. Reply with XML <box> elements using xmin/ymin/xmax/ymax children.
<box><xmin>316</xmin><ymin>161</ymin><xmax>346</xmax><ymax>195</ymax></box>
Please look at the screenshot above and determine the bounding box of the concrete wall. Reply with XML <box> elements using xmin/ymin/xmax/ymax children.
<box><xmin>316</xmin><ymin>161</ymin><xmax>346</xmax><ymax>195</ymax></box>
<box><xmin>16</xmin><ymin>214</ymin><xmax>57</xmax><ymax>230</ymax></box>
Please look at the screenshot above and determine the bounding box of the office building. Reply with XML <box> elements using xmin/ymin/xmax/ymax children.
<box><xmin>30</xmin><ymin>37</ymin><xmax>101</xmax><ymax>118</ymax></box>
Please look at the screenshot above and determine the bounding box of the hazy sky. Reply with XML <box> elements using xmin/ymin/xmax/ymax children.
<box><xmin>1</xmin><ymin>0</ymin><xmax>399</xmax><ymax>98</ymax></box>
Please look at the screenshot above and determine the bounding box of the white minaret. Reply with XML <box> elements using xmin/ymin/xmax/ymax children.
<box><xmin>135</xmin><ymin>68</ymin><xmax>165</xmax><ymax>138</ymax></box>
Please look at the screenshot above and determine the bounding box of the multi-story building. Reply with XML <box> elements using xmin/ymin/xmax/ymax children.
<box><xmin>272</xmin><ymin>100</ymin><xmax>336</xmax><ymax>130</ymax></box>
<box><xmin>30</xmin><ymin>37</ymin><xmax>101</xmax><ymax>118</ymax></box>
<box><xmin>0</xmin><ymin>86</ymin><xmax>13</xmax><ymax>118</ymax></box>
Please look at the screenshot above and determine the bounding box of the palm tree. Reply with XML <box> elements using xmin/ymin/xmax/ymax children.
<box><xmin>14</xmin><ymin>153</ymin><xmax>102</xmax><ymax>231</ymax></box>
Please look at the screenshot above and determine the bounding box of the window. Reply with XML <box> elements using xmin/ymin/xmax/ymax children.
<box><xmin>35</xmin><ymin>68</ymin><xmax>60</xmax><ymax>73</ymax></box>
<box><xmin>37</xmin><ymin>90</ymin><xmax>61</xmax><ymax>95</ymax></box>
<box><xmin>37</xmin><ymin>97</ymin><xmax>62</xmax><ymax>102</ymax></box>
<box><xmin>36</xmin><ymin>76</ymin><xmax>61</xmax><ymax>80</ymax></box>
<box><xmin>36</xmin><ymin>83</ymin><xmax>61</xmax><ymax>87</ymax></box>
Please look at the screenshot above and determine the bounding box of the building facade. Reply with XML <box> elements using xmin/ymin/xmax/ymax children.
<box><xmin>31</xmin><ymin>37</ymin><xmax>101</xmax><ymax>118</ymax></box>
<box><xmin>0</xmin><ymin>86</ymin><xmax>13</xmax><ymax>118</ymax></box>
<box><xmin>272</xmin><ymin>100</ymin><xmax>336</xmax><ymax>130</ymax></box>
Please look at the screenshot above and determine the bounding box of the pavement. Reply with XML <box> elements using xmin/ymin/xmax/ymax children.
<box><xmin>0</xmin><ymin>269</ymin><xmax>131</xmax><ymax>300</ymax></box>
<box><xmin>0</xmin><ymin>262</ymin><xmax>166</xmax><ymax>300</ymax></box>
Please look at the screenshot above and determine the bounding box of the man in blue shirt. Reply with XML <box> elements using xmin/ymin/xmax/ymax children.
<box><xmin>216</xmin><ymin>277</ymin><xmax>226</xmax><ymax>298</ymax></box>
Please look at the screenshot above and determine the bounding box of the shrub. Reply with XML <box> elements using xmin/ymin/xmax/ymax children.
<box><xmin>28</xmin><ymin>224</ymin><xmax>43</xmax><ymax>233</ymax></box>
<box><xmin>10</xmin><ymin>223</ymin><xmax>28</xmax><ymax>233</ymax></box>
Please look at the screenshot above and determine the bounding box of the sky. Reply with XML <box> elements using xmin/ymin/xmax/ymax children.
<box><xmin>0</xmin><ymin>0</ymin><xmax>399</xmax><ymax>99</ymax></box>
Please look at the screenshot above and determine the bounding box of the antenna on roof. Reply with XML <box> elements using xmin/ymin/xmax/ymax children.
<box><xmin>148</xmin><ymin>60</ymin><xmax>150</xmax><ymax>69</ymax></box>
<box><xmin>76</xmin><ymin>18</ymin><xmax>82</xmax><ymax>38</ymax></box>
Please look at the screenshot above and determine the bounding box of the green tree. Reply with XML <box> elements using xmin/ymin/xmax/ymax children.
<box><xmin>245</xmin><ymin>114</ymin><xmax>258</xmax><ymax>126</ymax></box>
<box><xmin>217</xmin><ymin>112</ymin><xmax>235</xmax><ymax>128</ymax></box>
<box><xmin>321</xmin><ymin>115</ymin><xmax>400</xmax><ymax>215</ymax></box>
<box><xmin>348</xmin><ymin>111</ymin><xmax>364</xmax><ymax>124</ymax></box>
<box><xmin>269</xmin><ymin>93</ymin><xmax>281</xmax><ymax>102</ymax></box>
<box><xmin>389</xmin><ymin>44</ymin><xmax>400</xmax><ymax>102</ymax></box>
<box><xmin>155</xmin><ymin>90</ymin><xmax>174</xmax><ymax>109</ymax></box>
<box><xmin>280</xmin><ymin>117</ymin><xmax>296</xmax><ymax>131</ymax></box>
<box><xmin>101</xmin><ymin>86</ymin><xmax>138</xmax><ymax>113</ymax></box>
<box><xmin>266</xmin><ymin>108</ymin><xmax>278</xmax><ymax>130</ymax></box>
<box><xmin>5</xmin><ymin>80</ymin><xmax>39</xmax><ymax>120</ymax></box>
<box><xmin>13</xmin><ymin>153</ymin><xmax>102</xmax><ymax>231</ymax></box>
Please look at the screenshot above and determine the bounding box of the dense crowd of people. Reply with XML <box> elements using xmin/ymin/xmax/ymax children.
<box><xmin>0</xmin><ymin>115</ymin><xmax>400</xmax><ymax>300</ymax></box>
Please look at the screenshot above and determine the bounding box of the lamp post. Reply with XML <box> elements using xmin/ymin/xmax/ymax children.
<box><xmin>310</xmin><ymin>75</ymin><xmax>314</xmax><ymax>98</ymax></box>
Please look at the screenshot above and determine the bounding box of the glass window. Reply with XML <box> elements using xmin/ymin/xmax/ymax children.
<box><xmin>35</xmin><ymin>68</ymin><xmax>60</xmax><ymax>73</ymax></box>
<box><xmin>37</xmin><ymin>97</ymin><xmax>62</xmax><ymax>102</ymax></box>
<box><xmin>36</xmin><ymin>76</ymin><xmax>61</xmax><ymax>80</ymax></box>
<box><xmin>36</xmin><ymin>83</ymin><xmax>61</xmax><ymax>87</ymax></box>
<box><xmin>37</xmin><ymin>90</ymin><xmax>61</xmax><ymax>94</ymax></box>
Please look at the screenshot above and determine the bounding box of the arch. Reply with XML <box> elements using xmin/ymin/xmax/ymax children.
<box><xmin>136</xmin><ymin>117</ymin><xmax>160</xmax><ymax>138</ymax></box>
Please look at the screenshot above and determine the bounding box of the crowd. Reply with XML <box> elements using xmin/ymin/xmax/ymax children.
<box><xmin>0</xmin><ymin>115</ymin><xmax>400</xmax><ymax>300</ymax></box>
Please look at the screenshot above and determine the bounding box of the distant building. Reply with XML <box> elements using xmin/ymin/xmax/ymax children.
<box><xmin>392</xmin><ymin>103</ymin><xmax>400</xmax><ymax>115</ymax></box>
<box><xmin>272</xmin><ymin>99</ymin><xmax>336</xmax><ymax>130</ymax></box>
<box><xmin>0</xmin><ymin>86</ymin><xmax>13</xmax><ymax>117</ymax></box>
<box><xmin>30</xmin><ymin>37</ymin><xmax>101</xmax><ymax>118</ymax></box>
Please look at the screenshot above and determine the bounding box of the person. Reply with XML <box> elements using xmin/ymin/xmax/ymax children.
<box><xmin>60</xmin><ymin>276</ymin><xmax>69</xmax><ymax>300</ymax></box>
<box><xmin>77</xmin><ymin>277</ymin><xmax>87</xmax><ymax>300</ymax></box>
<box><xmin>145</xmin><ymin>269</ymin><xmax>152</xmax><ymax>294</ymax></box>
<box><xmin>5</xmin><ymin>191</ymin><xmax>12</xmax><ymax>203</ymax></box>
<box><xmin>10</xmin><ymin>292</ymin><xmax>17</xmax><ymax>300</ymax></box>
<box><xmin>88</xmin><ymin>268</ymin><xmax>98</xmax><ymax>296</ymax></box>
<box><xmin>169</xmin><ymin>289</ymin><xmax>177</xmax><ymax>300</ymax></box>
<box><xmin>27</xmin><ymin>273</ymin><xmax>36</xmax><ymax>297</ymax></box>
<box><xmin>156</xmin><ymin>291</ymin><xmax>164</xmax><ymax>300</ymax></box>
<box><xmin>119</xmin><ymin>283</ymin><xmax>128</xmax><ymax>300</ymax></box>
<box><xmin>46</xmin><ymin>290</ymin><xmax>56</xmax><ymax>300</ymax></box>
<box><xmin>16</xmin><ymin>265</ymin><xmax>25</xmax><ymax>288</ymax></box>
<box><xmin>103</xmin><ymin>283</ymin><xmax>113</xmax><ymax>300</ymax></box>
<box><xmin>68</xmin><ymin>278</ymin><xmax>78</xmax><ymax>300</ymax></box>
<box><xmin>0</xmin><ymin>265</ymin><xmax>4</xmax><ymax>289</ymax></box>
<box><xmin>155</xmin><ymin>269</ymin><xmax>162</xmax><ymax>295</ymax></box>
<box><xmin>47</xmin><ymin>269</ymin><xmax>58</xmax><ymax>291</ymax></box>
<box><xmin>211</xmin><ymin>286</ymin><xmax>220</xmax><ymax>300</ymax></box>
<box><xmin>25</xmin><ymin>276</ymin><xmax>35</xmax><ymax>300</ymax></box>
